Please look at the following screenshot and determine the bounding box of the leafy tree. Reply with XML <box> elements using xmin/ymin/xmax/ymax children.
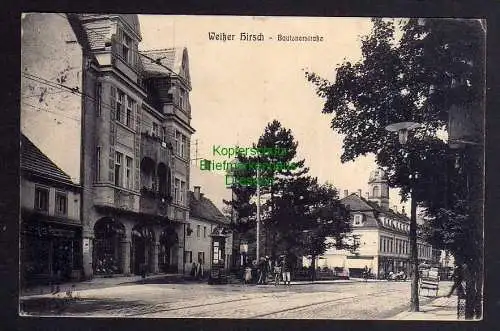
<box><xmin>306</xmin><ymin>18</ymin><xmax>484</xmax><ymax>318</ymax></box>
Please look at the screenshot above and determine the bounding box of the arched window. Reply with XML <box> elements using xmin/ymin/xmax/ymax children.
<box><xmin>373</xmin><ymin>185</ymin><xmax>380</xmax><ymax>197</ymax></box>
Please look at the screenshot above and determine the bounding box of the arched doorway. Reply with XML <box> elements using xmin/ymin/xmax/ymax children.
<box><xmin>159</xmin><ymin>227</ymin><xmax>178</xmax><ymax>273</ymax></box>
<box><xmin>131</xmin><ymin>225</ymin><xmax>155</xmax><ymax>275</ymax></box>
<box><xmin>93</xmin><ymin>218</ymin><xmax>125</xmax><ymax>275</ymax></box>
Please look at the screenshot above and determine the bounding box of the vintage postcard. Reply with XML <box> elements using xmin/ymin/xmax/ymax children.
<box><xmin>19</xmin><ymin>14</ymin><xmax>484</xmax><ymax>320</ymax></box>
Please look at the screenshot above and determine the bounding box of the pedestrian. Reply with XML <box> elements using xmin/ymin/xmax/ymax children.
<box><xmin>281</xmin><ymin>255</ymin><xmax>291</xmax><ymax>286</ymax></box>
<box><xmin>257</xmin><ymin>257</ymin><xmax>265</xmax><ymax>284</ymax></box>
<box><xmin>197</xmin><ymin>259</ymin><xmax>203</xmax><ymax>280</ymax></box>
<box><xmin>244</xmin><ymin>262</ymin><xmax>252</xmax><ymax>285</ymax></box>
<box><xmin>262</xmin><ymin>256</ymin><xmax>270</xmax><ymax>285</ymax></box>
<box><xmin>190</xmin><ymin>262</ymin><xmax>196</xmax><ymax>278</ymax></box>
<box><xmin>447</xmin><ymin>264</ymin><xmax>465</xmax><ymax>297</ymax></box>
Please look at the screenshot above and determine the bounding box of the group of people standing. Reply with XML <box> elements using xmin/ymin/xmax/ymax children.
<box><xmin>244</xmin><ymin>255</ymin><xmax>291</xmax><ymax>286</ymax></box>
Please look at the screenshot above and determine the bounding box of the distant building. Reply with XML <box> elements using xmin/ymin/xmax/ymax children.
<box><xmin>20</xmin><ymin>134</ymin><xmax>83</xmax><ymax>286</ymax></box>
<box><xmin>307</xmin><ymin>168</ymin><xmax>434</xmax><ymax>278</ymax></box>
<box><xmin>186</xmin><ymin>187</ymin><xmax>233</xmax><ymax>274</ymax></box>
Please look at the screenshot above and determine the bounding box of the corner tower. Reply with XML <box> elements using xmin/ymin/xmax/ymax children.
<box><xmin>367</xmin><ymin>168</ymin><xmax>389</xmax><ymax>210</ymax></box>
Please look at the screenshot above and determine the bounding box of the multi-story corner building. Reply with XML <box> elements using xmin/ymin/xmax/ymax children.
<box><xmin>78</xmin><ymin>14</ymin><xmax>195</xmax><ymax>278</ymax></box>
<box><xmin>312</xmin><ymin>169</ymin><xmax>434</xmax><ymax>278</ymax></box>
<box><xmin>20</xmin><ymin>135</ymin><xmax>83</xmax><ymax>286</ymax></box>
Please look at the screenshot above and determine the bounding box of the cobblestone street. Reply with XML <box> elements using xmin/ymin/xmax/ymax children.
<box><xmin>20</xmin><ymin>279</ymin><xmax>453</xmax><ymax>319</ymax></box>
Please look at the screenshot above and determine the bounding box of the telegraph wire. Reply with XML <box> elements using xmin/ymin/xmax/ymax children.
<box><xmin>21</xmin><ymin>72</ymin><xmax>188</xmax><ymax>137</ymax></box>
<box><xmin>22</xmin><ymin>102</ymin><xmax>81</xmax><ymax>122</ymax></box>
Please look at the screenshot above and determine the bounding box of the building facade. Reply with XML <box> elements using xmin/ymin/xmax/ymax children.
<box><xmin>21</xmin><ymin>13</ymin><xmax>214</xmax><ymax>282</ymax></box>
<box><xmin>78</xmin><ymin>14</ymin><xmax>195</xmax><ymax>278</ymax></box>
<box><xmin>314</xmin><ymin>169</ymin><xmax>434</xmax><ymax>278</ymax></box>
<box><xmin>20</xmin><ymin>135</ymin><xmax>83</xmax><ymax>286</ymax></box>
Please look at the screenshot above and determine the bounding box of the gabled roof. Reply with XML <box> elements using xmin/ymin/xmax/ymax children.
<box><xmin>188</xmin><ymin>191</ymin><xmax>229</xmax><ymax>225</ymax></box>
<box><xmin>341</xmin><ymin>193</ymin><xmax>412</xmax><ymax>235</ymax></box>
<box><xmin>140</xmin><ymin>48</ymin><xmax>191</xmax><ymax>86</ymax></box>
<box><xmin>21</xmin><ymin>134</ymin><xmax>73</xmax><ymax>185</ymax></box>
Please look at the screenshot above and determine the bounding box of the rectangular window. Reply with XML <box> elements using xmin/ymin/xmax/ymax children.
<box><xmin>198</xmin><ymin>252</ymin><xmax>205</xmax><ymax>264</ymax></box>
<box><xmin>185</xmin><ymin>251</ymin><xmax>192</xmax><ymax>264</ymax></box>
<box><xmin>186</xmin><ymin>223</ymin><xmax>192</xmax><ymax>237</ymax></box>
<box><xmin>175</xmin><ymin>131</ymin><xmax>181</xmax><ymax>155</ymax></box>
<box><xmin>96</xmin><ymin>83</ymin><xmax>102</xmax><ymax>117</ymax></box>
<box><xmin>95</xmin><ymin>146</ymin><xmax>101</xmax><ymax>182</ymax></box>
<box><xmin>174</xmin><ymin>178</ymin><xmax>180</xmax><ymax>203</ymax></box>
<box><xmin>122</xmin><ymin>33</ymin><xmax>131</xmax><ymax>63</ymax></box>
<box><xmin>115</xmin><ymin>152</ymin><xmax>123</xmax><ymax>187</ymax></box>
<box><xmin>116</xmin><ymin>90</ymin><xmax>124</xmax><ymax>122</ymax></box>
<box><xmin>180</xmin><ymin>181</ymin><xmax>186</xmax><ymax>205</ymax></box>
<box><xmin>125</xmin><ymin>156</ymin><xmax>133</xmax><ymax>189</ymax></box>
<box><xmin>55</xmin><ymin>191</ymin><xmax>67</xmax><ymax>215</ymax></box>
<box><xmin>203</xmin><ymin>226</ymin><xmax>207</xmax><ymax>238</ymax></box>
<box><xmin>179</xmin><ymin>89</ymin><xmax>185</xmax><ymax>109</ymax></box>
<box><xmin>161</xmin><ymin>127</ymin><xmax>166</xmax><ymax>142</ymax></box>
<box><xmin>196</xmin><ymin>225</ymin><xmax>200</xmax><ymax>237</ymax></box>
<box><xmin>181</xmin><ymin>135</ymin><xmax>187</xmax><ymax>158</ymax></box>
<box><xmin>34</xmin><ymin>187</ymin><xmax>49</xmax><ymax>212</ymax></box>
<box><xmin>126</xmin><ymin>97</ymin><xmax>133</xmax><ymax>127</ymax></box>
<box><xmin>152</xmin><ymin>122</ymin><xmax>159</xmax><ymax>137</ymax></box>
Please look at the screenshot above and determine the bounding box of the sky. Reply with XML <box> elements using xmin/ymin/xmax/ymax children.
<box><xmin>138</xmin><ymin>15</ymin><xmax>412</xmax><ymax>213</ymax></box>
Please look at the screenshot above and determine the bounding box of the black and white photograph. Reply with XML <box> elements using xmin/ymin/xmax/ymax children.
<box><xmin>19</xmin><ymin>13</ymin><xmax>485</xmax><ymax>320</ymax></box>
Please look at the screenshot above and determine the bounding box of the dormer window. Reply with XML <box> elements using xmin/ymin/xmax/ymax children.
<box><xmin>354</xmin><ymin>214</ymin><xmax>363</xmax><ymax>226</ymax></box>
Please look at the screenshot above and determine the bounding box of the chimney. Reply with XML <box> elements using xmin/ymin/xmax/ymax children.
<box><xmin>393</xmin><ymin>205</ymin><xmax>398</xmax><ymax>213</ymax></box>
<box><xmin>365</xmin><ymin>192</ymin><xmax>370</xmax><ymax>199</ymax></box>
<box><xmin>194</xmin><ymin>186</ymin><xmax>201</xmax><ymax>200</ymax></box>
<box><xmin>343</xmin><ymin>189</ymin><xmax>349</xmax><ymax>197</ymax></box>
<box><xmin>357</xmin><ymin>189</ymin><xmax>362</xmax><ymax>196</ymax></box>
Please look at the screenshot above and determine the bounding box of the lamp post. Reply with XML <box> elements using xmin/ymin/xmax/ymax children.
<box><xmin>386</xmin><ymin>121</ymin><xmax>421</xmax><ymax>312</ymax></box>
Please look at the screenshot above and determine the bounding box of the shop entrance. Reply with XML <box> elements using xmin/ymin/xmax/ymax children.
<box><xmin>93</xmin><ymin>218</ymin><xmax>125</xmax><ymax>275</ymax></box>
<box><xmin>159</xmin><ymin>227</ymin><xmax>178</xmax><ymax>273</ymax></box>
<box><xmin>131</xmin><ymin>225</ymin><xmax>155</xmax><ymax>275</ymax></box>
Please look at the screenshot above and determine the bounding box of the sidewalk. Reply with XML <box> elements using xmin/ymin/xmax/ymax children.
<box><xmin>391</xmin><ymin>295</ymin><xmax>459</xmax><ymax>320</ymax></box>
<box><xmin>20</xmin><ymin>273</ymin><xmax>182</xmax><ymax>298</ymax></box>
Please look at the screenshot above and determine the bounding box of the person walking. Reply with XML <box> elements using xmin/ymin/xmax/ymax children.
<box><xmin>447</xmin><ymin>264</ymin><xmax>465</xmax><ymax>297</ymax></box>
<box><xmin>197</xmin><ymin>259</ymin><xmax>204</xmax><ymax>280</ymax></box>
<box><xmin>281</xmin><ymin>255</ymin><xmax>291</xmax><ymax>286</ymax></box>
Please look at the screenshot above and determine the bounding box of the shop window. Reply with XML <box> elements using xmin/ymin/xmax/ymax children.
<box><xmin>34</xmin><ymin>187</ymin><xmax>49</xmax><ymax>212</ymax></box>
<box><xmin>55</xmin><ymin>191</ymin><xmax>67</xmax><ymax>215</ymax></box>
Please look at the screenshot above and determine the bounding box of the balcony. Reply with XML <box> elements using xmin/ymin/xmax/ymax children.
<box><xmin>140</xmin><ymin>132</ymin><xmax>172</xmax><ymax>165</ymax></box>
<box><xmin>139</xmin><ymin>187</ymin><xmax>173</xmax><ymax>217</ymax></box>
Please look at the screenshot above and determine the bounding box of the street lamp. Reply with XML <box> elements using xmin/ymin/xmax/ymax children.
<box><xmin>385</xmin><ymin>121</ymin><xmax>421</xmax><ymax>312</ymax></box>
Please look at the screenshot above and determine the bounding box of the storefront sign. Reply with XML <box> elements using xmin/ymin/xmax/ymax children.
<box><xmin>83</xmin><ymin>238</ymin><xmax>90</xmax><ymax>253</ymax></box>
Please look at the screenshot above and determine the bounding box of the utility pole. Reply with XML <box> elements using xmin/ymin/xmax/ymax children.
<box><xmin>256</xmin><ymin>165</ymin><xmax>260</xmax><ymax>262</ymax></box>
